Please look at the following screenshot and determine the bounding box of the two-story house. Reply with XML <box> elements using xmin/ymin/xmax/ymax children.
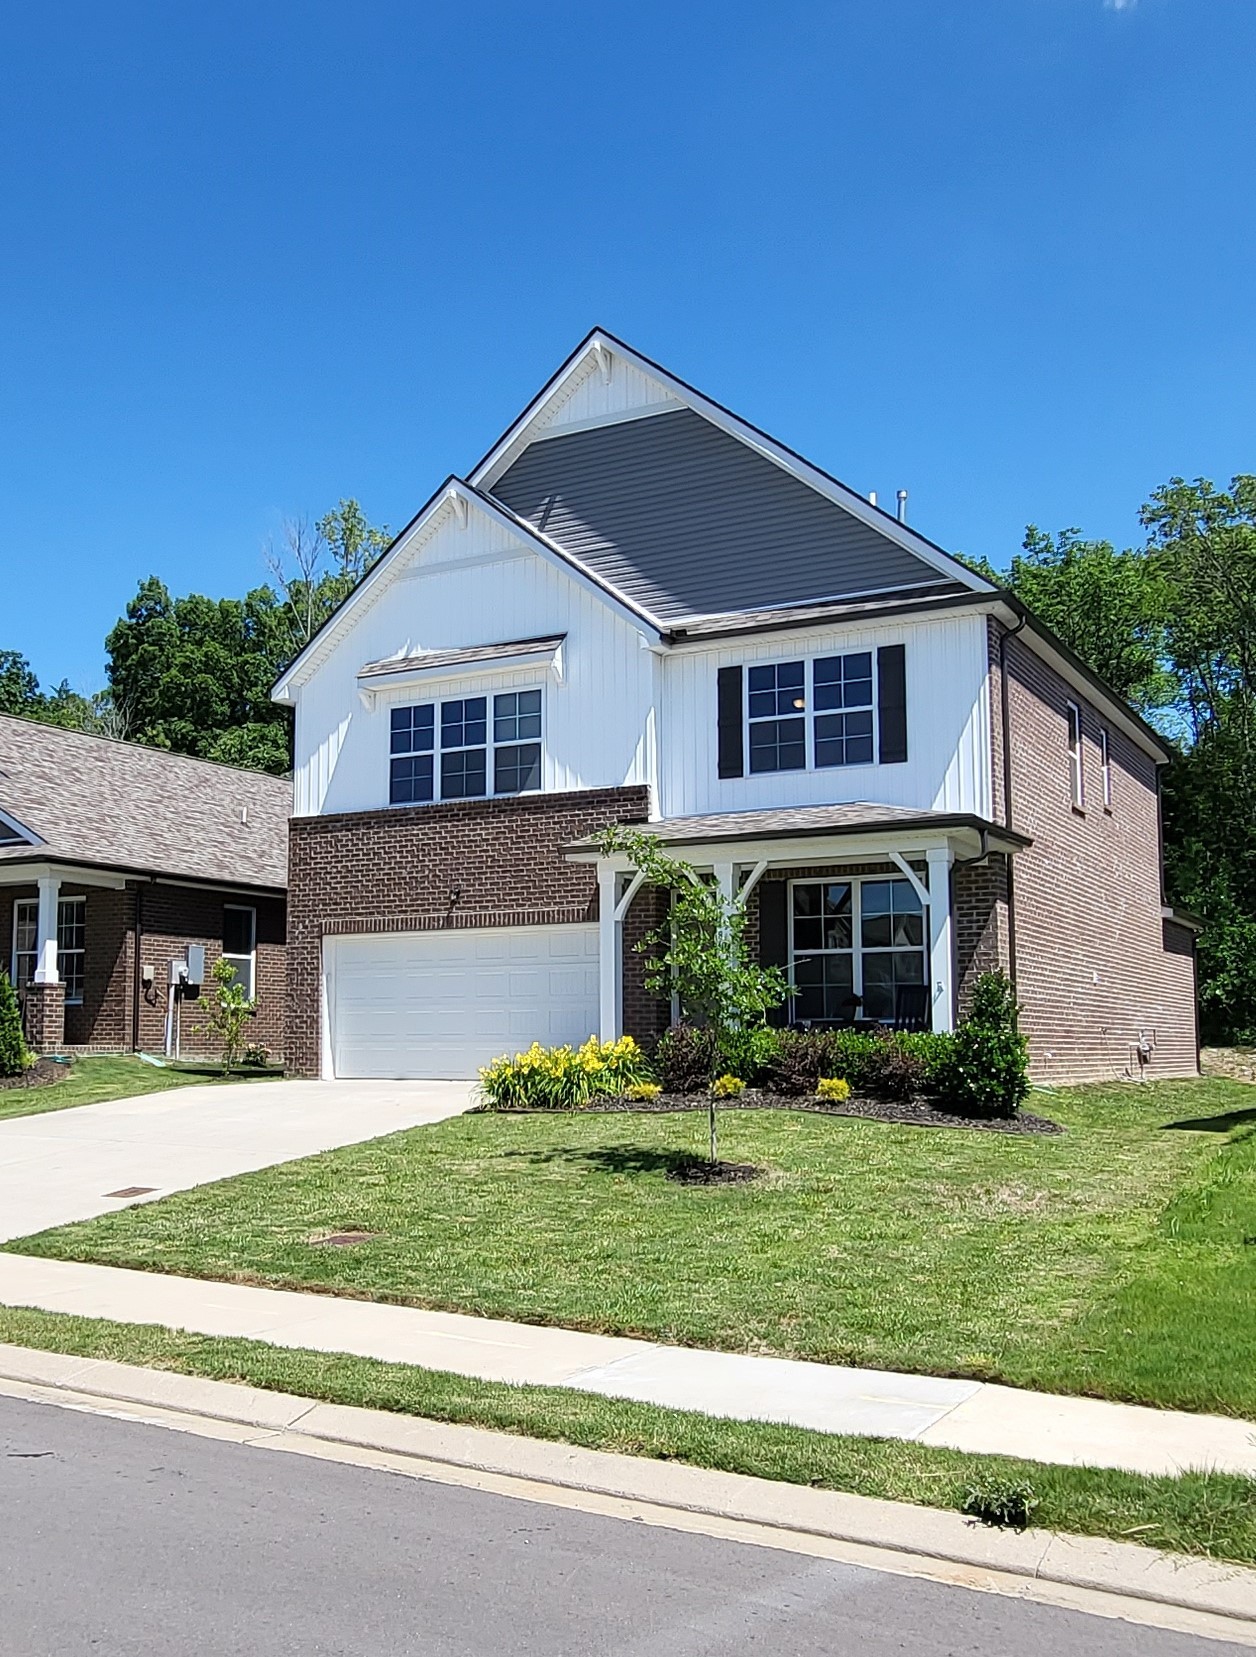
<box><xmin>274</xmin><ymin>329</ymin><xmax>1198</xmax><ymax>1085</ymax></box>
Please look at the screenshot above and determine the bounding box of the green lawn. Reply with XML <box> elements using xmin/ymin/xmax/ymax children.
<box><xmin>10</xmin><ymin>1078</ymin><xmax>1256</xmax><ymax>1417</ymax></box>
<box><xmin>0</xmin><ymin>1055</ymin><xmax>280</xmax><ymax>1122</ymax></box>
<box><xmin>1</xmin><ymin>1302</ymin><xmax>1253</xmax><ymax>1567</ymax></box>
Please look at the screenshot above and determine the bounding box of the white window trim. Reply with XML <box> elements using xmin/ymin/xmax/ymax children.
<box><xmin>57</xmin><ymin>895</ymin><xmax>85</xmax><ymax>1006</ymax></box>
<box><xmin>744</xmin><ymin>651</ymin><xmax>880</xmax><ymax>777</ymax></box>
<box><xmin>11</xmin><ymin>897</ymin><xmax>37</xmax><ymax>991</ymax></box>
<box><xmin>786</xmin><ymin>874</ymin><xmax>929</xmax><ymax>1024</ymax></box>
<box><xmin>389</xmin><ymin>685</ymin><xmax>546</xmax><ymax>807</ymax></box>
<box><xmin>223</xmin><ymin>905</ymin><xmax>257</xmax><ymax>1000</ymax></box>
<box><xmin>1066</xmin><ymin>701</ymin><xmax>1085</xmax><ymax>810</ymax></box>
<box><xmin>1099</xmin><ymin>727</ymin><xmax>1113</xmax><ymax>810</ymax></box>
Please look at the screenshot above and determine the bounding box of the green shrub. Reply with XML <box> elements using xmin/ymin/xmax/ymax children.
<box><xmin>770</xmin><ymin>1027</ymin><xmax>955</xmax><ymax>1099</ymax></box>
<box><xmin>655</xmin><ymin>1024</ymin><xmax>718</xmax><ymax>1093</ymax></box>
<box><xmin>0</xmin><ymin>972</ymin><xmax>32</xmax><ymax>1078</ymax></box>
<box><xmin>961</xmin><ymin>1477</ymin><xmax>1039</xmax><ymax>1532</ymax></box>
<box><xmin>940</xmin><ymin>970</ymin><xmax>1030</xmax><ymax>1118</ymax></box>
<box><xmin>717</xmin><ymin>1024</ymin><xmax>780</xmax><ymax>1086</ymax></box>
<box><xmin>478</xmin><ymin>1036</ymin><xmax>652</xmax><ymax>1111</ymax></box>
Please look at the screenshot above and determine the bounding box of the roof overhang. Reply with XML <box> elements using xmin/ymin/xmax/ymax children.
<box><xmin>357</xmin><ymin>634</ymin><xmax>566</xmax><ymax>704</ymax></box>
<box><xmin>0</xmin><ymin>854</ymin><xmax>286</xmax><ymax>895</ymax></box>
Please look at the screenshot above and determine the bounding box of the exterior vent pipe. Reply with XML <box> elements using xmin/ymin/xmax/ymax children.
<box><xmin>896</xmin><ymin>489</ymin><xmax>908</xmax><ymax>523</ymax></box>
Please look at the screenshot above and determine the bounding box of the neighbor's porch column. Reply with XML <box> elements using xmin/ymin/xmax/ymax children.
<box><xmin>597</xmin><ymin>862</ymin><xmax>620</xmax><ymax>1042</ymax></box>
<box><xmin>33</xmin><ymin>874</ymin><xmax>60</xmax><ymax>984</ymax></box>
<box><xmin>925</xmin><ymin>846</ymin><xmax>954</xmax><ymax>1033</ymax></box>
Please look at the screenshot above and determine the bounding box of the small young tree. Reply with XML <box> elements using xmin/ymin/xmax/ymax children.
<box><xmin>0</xmin><ymin>971</ymin><xmax>32</xmax><ymax>1078</ymax></box>
<box><xmin>200</xmin><ymin>957</ymin><xmax>255</xmax><ymax>1075</ymax></box>
<box><xmin>598</xmin><ymin>827</ymin><xmax>787</xmax><ymax>1161</ymax></box>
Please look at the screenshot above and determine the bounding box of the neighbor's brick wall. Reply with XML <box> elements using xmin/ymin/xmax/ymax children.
<box><xmin>0</xmin><ymin>880</ymin><xmax>286</xmax><ymax>1059</ymax></box>
<box><xmin>994</xmin><ymin>619</ymin><xmax>1197</xmax><ymax>1082</ymax></box>
<box><xmin>286</xmin><ymin>785</ymin><xmax>652</xmax><ymax>1077</ymax></box>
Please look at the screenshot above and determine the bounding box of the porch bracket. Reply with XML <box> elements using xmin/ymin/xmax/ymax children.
<box><xmin>613</xmin><ymin>868</ymin><xmax>647</xmax><ymax>924</ymax></box>
<box><xmin>734</xmin><ymin>859</ymin><xmax>770</xmax><ymax>910</ymax></box>
<box><xmin>887</xmin><ymin>852</ymin><xmax>930</xmax><ymax>908</ymax></box>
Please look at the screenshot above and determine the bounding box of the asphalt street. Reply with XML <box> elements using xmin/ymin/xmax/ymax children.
<box><xmin>0</xmin><ymin>1393</ymin><xmax>1244</xmax><ymax>1656</ymax></box>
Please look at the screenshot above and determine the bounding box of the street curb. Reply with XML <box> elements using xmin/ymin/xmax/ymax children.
<box><xmin>2</xmin><ymin>1341</ymin><xmax>1255</xmax><ymax>1631</ymax></box>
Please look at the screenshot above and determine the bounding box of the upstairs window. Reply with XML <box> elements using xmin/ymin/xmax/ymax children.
<box><xmin>1067</xmin><ymin>702</ymin><xmax>1084</xmax><ymax>809</ymax></box>
<box><xmin>1099</xmin><ymin>727</ymin><xmax>1113</xmax><ymax>810</ymax></box>
<box><xmin>746</xmin><ymin>652</ymin><xmax>879</xmax><ymax>774</ymax></box>
<box><xmin>390</xmin><ymin>705</ymin><xmax>435</xmax><ymax>804</ymax></box>
<box><xmin>747</xmin><ymin>661</ymin><xmax>807</xmax><ymax>773</ymax></box>
<box><xmin>390</xmin><ymin>690</ymin><xmax>544</xmax><ymax>806</ymax></box>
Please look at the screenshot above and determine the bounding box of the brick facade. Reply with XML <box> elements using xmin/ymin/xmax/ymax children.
<box><xmin>285</xmin><ymin>785</ymin><xmax>652</xmax><ymax>1077</ymax></box>
<box><xmin>21</xmin><ymin>981</ymin><xmax>64</xmax><ymax>1053</ymax></box>
<box><xmin>990</xmin><ymin>620</ymin><xmax>1197</xmax><ymax>1082</ymax></box>
<box><xmin>0</xmin><ymin>881</ymin><xmax>286</xmax><ymax>1061</ymax></box>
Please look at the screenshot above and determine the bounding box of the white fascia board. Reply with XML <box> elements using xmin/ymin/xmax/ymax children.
<box><xmin>571</xmin><ymin>827</ymin><xmax>980</xmax><ymax>870</ymax></box>
<box><xmin>0</xmin><ymin>806</ymin><xmax>42</xmax><ymax>848</ymax></box>
<box><xmin>0</xmin><ymin>860</ymin><xmax>128</xmax><ymax>889</ymax></box>
<box><xmin>358</xmin><ymin>642</ymin><xmax>562</xmax><ymax>699</ymax></box>
<box><xmin>469</xmin><ymin>331</ymin><xmax>996</xmax><ymax>597</ymax></box>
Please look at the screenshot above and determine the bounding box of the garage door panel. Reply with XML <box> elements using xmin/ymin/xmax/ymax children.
<box><xmin>326</xmin><ymin>924</ymin><xmax>600</xmax><ymax>1080</ymax></box>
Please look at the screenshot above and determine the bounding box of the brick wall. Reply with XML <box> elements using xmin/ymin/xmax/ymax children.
<box><xmin>994</xmin><ymin>619</ymin><xmax>1197</xmax><ymax>1081</ymax></box>
<box><xmin>953</xmin><ymin>854</ymin><xmax>1011</xmax><ymax>1016</ymax></box>
<box><xmin>621</xmin><ymin>883</ymin><xmax>671</xmax><ymax>1045</ymax></box>
<box><xmin>286</xmin><ymin>785</ymin><xmax>652</xmax><ymax>1076</ymax></box>
<box><xmin>0</xmin><ymin>879</ymin><xmax>286</xmax><ymax>1060</ymax></box>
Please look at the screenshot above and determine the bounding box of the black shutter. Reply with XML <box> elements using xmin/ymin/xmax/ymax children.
<box><xmin>717</xmin><ymin>665</ymin><xmax>744</xmax><ymax>779</ymax></box>
<box><xmin>758</xmin><ymin>879</ymin><xmax>791</xmax><ymax>1028</ymax></box>
<box><xmin>877</xmin><ymin>644</ymin><xmax>907</xmax><ymax>764</ymax></box>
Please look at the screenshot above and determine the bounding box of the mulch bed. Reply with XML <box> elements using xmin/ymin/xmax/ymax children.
<box><xmin>585</xmin><ymin>1089</ymin><xmax>1063</xmax><ymax>1136</ymax></box>
<box><xmin>0</xmin><ymin>1057</ymin><xmax>69</xmax><ymax>1092</ymax></box>
<box><xmin>666</xmin><ymin>1156</ymin><xmax>765</xmax><ymax>1186</ymax></box>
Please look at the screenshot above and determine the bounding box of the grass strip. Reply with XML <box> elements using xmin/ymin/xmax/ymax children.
<box><xmin>1</xmin><ymin>1302</ymin><xmax>1254</xmax><ymax>1569</ymax></box>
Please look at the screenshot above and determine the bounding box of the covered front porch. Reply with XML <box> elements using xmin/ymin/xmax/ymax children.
<box><xmin>0</xmin><ymin>861</ymin><xmax>130</xmax><ymax>1053</ymax></box>
<box><xmin>567</xmin><ymin>805</ymin><xmax>1030</xmax><ymax>1043</ymax></box>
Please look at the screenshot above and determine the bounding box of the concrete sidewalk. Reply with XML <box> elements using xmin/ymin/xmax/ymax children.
<box><xmin>0</xmin><ymin>1078</ymin><xmax>474</xmax><ymax>1242</ymax></box>
<box><xmin>2</xmin><ymin>1250</ymin><xmax>1254</xmax><ymax>1480</ymax></box>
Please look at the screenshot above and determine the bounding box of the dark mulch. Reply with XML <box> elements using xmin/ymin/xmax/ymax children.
<box><xmin>666</xmin><ymin>1156</ymin><xmax>765</xmax><ymax>1186</ymax></box>
<box><xmin>585</xmin><ymin>1089</ymin><xmax>1063</xmax><ymax>1136</ymax></box>
<box><xmin>0</xmin><ymin>1058</ymin><xmax>69</xmax><ymax>1092</ymax></box>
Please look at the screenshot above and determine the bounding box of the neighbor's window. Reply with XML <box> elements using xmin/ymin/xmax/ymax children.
<box><xmin>1067</xmin><ymin>702</ymin><xmax>1084</xmax><ymax>809</ymax></box>
<box><xmin>790</xmin><ymin>877</ymin><xmax>926</xmax><ymax>1025</ymax></box>
<box><xmin>390</xmin><ymin>691</ymin><xmax>543</xmax><ymax>804</ymax></box>
<box><xmin>10</xmin><ymin>896</ymin><xmax>85</xmax><ymax>1000</ymax></box>
<box><xmin>11</xmin><ymin>898</ymin><xmax>37</xmax><ymax>990</ymax></box>
<box><xmin>57</xmin><ymin>897</ymin><xmax>85</xmax><ymax>1004</ymax></box>
<box><xmin>1099</xmin><ymin>727</ymin><xmax>1112</xmax><ymax>810</ymax></box>
<box><xmin>223</xmin><ymin>905</ymin><xmax>257</xmax><ymax>1000</ymax></box>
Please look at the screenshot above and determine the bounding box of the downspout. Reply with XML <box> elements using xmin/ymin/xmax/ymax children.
<box><xmin>999</xmin><ymin>612</ymin><xmax>1028</xmax><ymax>991</ymax></box>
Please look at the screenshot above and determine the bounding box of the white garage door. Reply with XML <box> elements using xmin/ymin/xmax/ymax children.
<box><xmin>324</xmin><ymin>925</ymin><xmax>601</xmax><ymax>1080</ymax></box>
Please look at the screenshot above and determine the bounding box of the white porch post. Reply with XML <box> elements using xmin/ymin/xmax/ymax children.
<box><xmin>925</xmin><ymin>846</ymin><xmax>954</xmax><ymax>1033</ymax></box>
<box><xmin>597</xmin><ymin>862</ymin><xmax>620</xmax><ymax>1041</ymax></box>
<box><xmin>33</xmin><ymin>874</ymin><xmax>60</xmax><ymax>984</ymax></box>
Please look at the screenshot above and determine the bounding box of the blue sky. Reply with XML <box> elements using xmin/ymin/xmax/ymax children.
<box><xmin>3</xmin><ymin>0</ymin><xmax>1253</xmax><ymax>692</ymax></box>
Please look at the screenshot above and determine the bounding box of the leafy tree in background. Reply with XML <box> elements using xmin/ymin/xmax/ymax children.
<box><xmin>267</xmin><ymin>498</ymin><xmax>391</xmax><ymax>654</ymax></box>
<box><xmin>0</xmin><ymin>648</ymin><xmax>106</xmax><ymax>733</ymax></box>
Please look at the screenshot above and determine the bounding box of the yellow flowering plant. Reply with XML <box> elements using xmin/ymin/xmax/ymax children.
<box><xmin>815</xmin><ymin>1075</ymin><xmax>851</xmax><ymax>1103</ymax></box>
<box><xmin>478</xmin><ymin>1034</ymin><xmax>653</xmax><ymax>1111</ymax></box>
<box><xmin>710</xmin><ymin>1073</ymin><xmax>745</xmax><ymax>1099</ymax></box>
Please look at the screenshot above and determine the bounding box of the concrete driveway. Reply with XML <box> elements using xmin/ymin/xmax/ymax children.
<box><xmin>0</xmin><ymin>1078</ymin><xmax>474</xmax><ymax>1243</ymax></box>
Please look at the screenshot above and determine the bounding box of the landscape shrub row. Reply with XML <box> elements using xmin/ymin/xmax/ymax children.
<box><xmin>478</xmin><ymin>972</ymin><xmax>1028</xmax><ymax>1118</ymax></box>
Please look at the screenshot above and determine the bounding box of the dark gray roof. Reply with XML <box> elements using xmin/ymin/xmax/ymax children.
<box><xmin>567</xmin><ymin>803</ymin><xmax>1031</xmax><ymax>852</ymax></box>
<box><xmin>491</xmin><ymin>407</ymin><xmax>953</xmax><ymax>624</ymax></box>
<box><xmin>359</xmin><ymin>634</ymin><xmax>565</xmax><ymax>679</ymax></box>
<box><xmin>0</xmin><ymin>716</ymin><xmax>290</xmax><ymax>889</ymax></box>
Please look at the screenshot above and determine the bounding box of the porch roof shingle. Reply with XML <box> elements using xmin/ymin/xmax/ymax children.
<box><xmin>0</xmin><ymin>715</ymin><xmax>290</xmax><ymax>889</ymax></box>
<box><xmin>566</xmin><ymin>802</ymin><xmax>1031</xmax><ymax>853</ymax></box>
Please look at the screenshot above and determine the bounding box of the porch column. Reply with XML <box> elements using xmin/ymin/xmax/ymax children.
<box><xmin>597</xmin><ymin>862</ymin><xmax>620</xmax><ymax>1041</ymax></box>
<box><xmin>925</xmin><ymin>846</ymin><xmax>954</xmax><ymax>1033</ymax></box>
<box><xmin>33</xmin><ymin>875</ymin><xmax>60</xmax><ymax>984</ymax></box>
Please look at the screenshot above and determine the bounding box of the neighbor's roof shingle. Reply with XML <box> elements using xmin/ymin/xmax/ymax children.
<box><xmin>0</xmin><ymin>716</ymin><xmax>290</xmax><ymax>889</ymax></box>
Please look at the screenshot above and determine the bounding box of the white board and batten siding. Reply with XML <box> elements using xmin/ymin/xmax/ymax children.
<box><xmin>324</xmin><ymin>925</ymin><xmax>600</xmax><ymax>1080</ymax></box>
<box><xmin>291</xmin><ymin>498</ymin><xmax>659</xmax><ymax>818</ymax></box>
<box><xmin>659</xmin><ymin>611</ymin><xmax>994</xmax><ymax>821</ymax></box>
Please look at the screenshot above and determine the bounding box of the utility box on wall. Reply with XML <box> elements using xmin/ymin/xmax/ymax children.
<box><xmin>185</xmin><ymin>945</ymin><xmax>206</xmax><ymax>989</ymax></box>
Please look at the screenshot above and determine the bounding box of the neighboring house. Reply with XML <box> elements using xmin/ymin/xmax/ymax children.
<box><xmin>274</xmin><ymin>329</ymin><xmax>1198</xmax><ymax>1084</ymax></box>
<box><xmin>0</xmin><ymin>716</ymin><xmax>288</xmax><ymax>1060</ymax></box>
